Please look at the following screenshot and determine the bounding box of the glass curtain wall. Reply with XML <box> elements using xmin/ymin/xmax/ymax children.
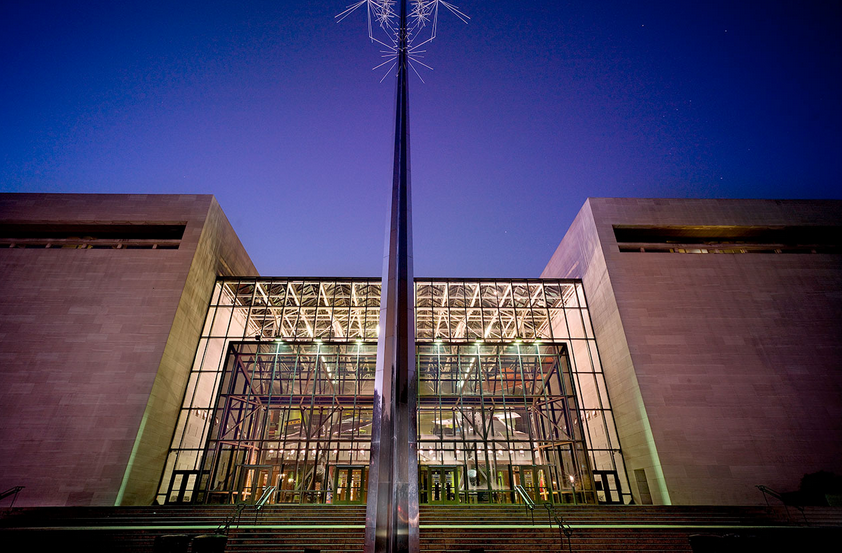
<box><xmin>203</xmin><ymin>341</ymin><xmax>376</xmax><ymax>505</ymax></box>
<box><xmin>158</xmin><ymin>277</ymin><xmax>629</xmax><ymax>505</ymax></box>
<box><xmin>417</xmin><ymin>342</ymin><xmax>587</xmax><ymax>503</ymax></box>
<box><xmin>157</xmin><ymin>279</ymin><xmax>381</xmax><ymax>505</ymax></box>
<box><xmin>415</xmin><ymin>280</ymin><xmax>627</xmax><ymax>504</ymax></box>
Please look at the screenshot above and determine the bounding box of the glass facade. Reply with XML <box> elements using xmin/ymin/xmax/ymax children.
<box><xmin>158</xmin><ymin>278</ymin><xmax>629</xmax><ymax>505</ymax></box>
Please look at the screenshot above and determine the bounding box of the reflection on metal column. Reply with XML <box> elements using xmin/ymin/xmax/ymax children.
<box><xmin>365</xmin><ymin>1</ymin><xmax>418</xmax><ymax>552</ymax></box>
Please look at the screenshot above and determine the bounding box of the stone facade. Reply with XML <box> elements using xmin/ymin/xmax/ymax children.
<box><xmin>3</xmin><ymin>194</ymin><xmax>840</xmax><ymax>508</ymax></box>
<box><xmin>542</xmin><ymin>198</ymin><xmax>842</xmax><ymax>505</ymax></box>
<box><xmin>0</xmin><ymin>194</ymin><xmax>257</xmax><ymax>506</ymax></box>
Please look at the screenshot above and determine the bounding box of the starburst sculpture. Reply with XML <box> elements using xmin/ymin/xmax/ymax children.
<box><xmin>337</xmin><ymin>0</ymin><xmax>469</xmax><ymax>82</ymax></box>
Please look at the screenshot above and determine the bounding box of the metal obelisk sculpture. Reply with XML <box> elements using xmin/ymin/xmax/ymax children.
<box><xmin>336</xmin><ymin>2</ymin><xmax>468</xmax><ymax>551</ymax></box>
<box><xmin>366</xmin><ymin>0</ymin><xmax>417</xmax><ymax>550</ymax></box>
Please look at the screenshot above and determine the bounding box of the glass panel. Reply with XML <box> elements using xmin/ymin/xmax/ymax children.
<box><xmin>560</xmin><ymin>283</ymin><xmax>578</xmax><ymax>308</ymax></box>
<box><xmin>164</xmin><ymin>278</ymin><xmax>628</xmax><ymax>506</ymax></box>
<box><xmin>416</xmin><ymin>307</ymin><xmax>433</xmax><ymax>340</ymax></box>
<box><xmin>567</xmin><ymin>310</ymin><xmax>586</xmax><ymax>338</ymax></box>
<box><xmin>582</xmin><ymin>308</ymin><xmax>595</xmax><ymax>338</ymax></box>
<box><xmin>548</xmin><ymin>309</ymin><xmax>567</xmax><ymax>339</ymax></box>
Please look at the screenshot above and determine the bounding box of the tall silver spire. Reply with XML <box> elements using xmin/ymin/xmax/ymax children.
<box><xmin>364</xmin><ymin>3</ymin><xmax>417</xmax><ymax>550</ymax></box>
<box><xmin>337</xmin><ymin>2</ymin><xmax>468</xmax><ymax>550</ymax></box>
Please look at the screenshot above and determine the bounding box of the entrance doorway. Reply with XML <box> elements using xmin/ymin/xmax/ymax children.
<box><xmin>593</xmin><ymin>470</ymin><xmax>622</xmax><ymax>504</ymax></box>
<box><xmin>420</xmin><ymin>466</ymin><xmax>460</xmax><ymax>503</ymax></box>
<box><xmin>332</xmin><ymin>466</ymin><xmax>367</xmax><ymax>504</ymax></box>
<box><xmin>237</xmin><ymin>464</ymin><xmax>276</xmax><ymax>504</ymax></box>
<box><xmin>512</xmin><ymin>465</ymin><xmax>552</xmax><ymax>503</ymax></box>
<box><xmin>166</xmin><ymin>470</ymin><xmax>201</xmax><ymax>504</ymax></box>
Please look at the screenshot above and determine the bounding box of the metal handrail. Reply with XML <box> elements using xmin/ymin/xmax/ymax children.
<box><xmin>1</xmin><ymin>486</ymin><xmax>24</xmax><ymax>509</ymax></box>
<box><xmin>756</xmin><ymin>485</ymin><xmax>807</xmax><ymax>524</ymax></box>
<box><xmin>217</xmin><ymin>502</ymin><xmax>246</xmax><ymax>535</ymax></box>
<box><xmin>513</xmin><ymin>485</ymin><xmax>536</xmax><ymax>526</ymax></box>
<box><xmin>543</xmin><ymin>503</ymin><xmax>573</xmax><ymax>553</ymax></box>
<box><xmin>513</xmin><ymin>485</ymin><xmax>535</xmax><ymax>510</ymax></box>
<box><xmin>255</xmin><ymin>486</ymin><xmax>276</xmax><ymax>510</ymax></box>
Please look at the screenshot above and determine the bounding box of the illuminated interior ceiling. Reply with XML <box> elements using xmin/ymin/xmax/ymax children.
<box><xmin>221</xmin><ymin>278</ymin><xmax>583</xmax><ymax>343</ymax></box>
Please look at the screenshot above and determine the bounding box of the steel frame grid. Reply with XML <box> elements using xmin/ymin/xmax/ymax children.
<box><xmin>156</xmin><ymin>276</ymin><xmax>631</xmax><ymax>505</ymax></box>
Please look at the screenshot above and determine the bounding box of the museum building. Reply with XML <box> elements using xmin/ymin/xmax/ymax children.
<box><xmin>1</xmin><ymin>193</ymin><xmax>840</xmax><ymax>509</ymax></box>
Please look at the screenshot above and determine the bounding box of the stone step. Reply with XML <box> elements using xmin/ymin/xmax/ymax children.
<box><xmin>0</xmin><ymin>505</ymin><xmax>367</xmax><ymax>528</ymax></box>
<box><xmin>419</xmin><ymin>526</ymin><xmax>839</xmax><ymax>553</ymax></box>
<box><xmin>418</xmin><ymin>505</ymin><xmax>842</xmax><ymax>526</ymax></box>
<box><xmin>3</xmin><ymin>522</ymin><xmax>838</xmax><ymax>552</ymax></box>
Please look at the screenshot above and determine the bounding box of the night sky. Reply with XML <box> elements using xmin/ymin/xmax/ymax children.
<box><xmin>2</xmin><ymin>1</ymin><xmax>840</xmax><ymax>277</ymax></box>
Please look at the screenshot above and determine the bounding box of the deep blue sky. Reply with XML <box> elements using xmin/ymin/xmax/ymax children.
<box><xmin>2</xmin><ymin>1</ymin><xmax>840</xmax><ymax>277</ymax></box>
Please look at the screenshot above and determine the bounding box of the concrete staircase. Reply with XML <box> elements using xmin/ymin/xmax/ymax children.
<box><xmin>2</xmin><ymin>503</ymin><xmax>840</xmax><ymax>552</ymax></box>
<box><xmin>0</xmin><ymin>505</ymin><xmax>366</xmax><ymax>552</ymax></box>
<box><xmin>418</xmin><ymin>504</ymin><xmax>842</xmax><ymax>552</ymax></box>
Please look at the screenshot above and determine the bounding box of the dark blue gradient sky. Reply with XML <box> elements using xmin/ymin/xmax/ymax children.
<box><xmin>2</xmin><ymin>1</ymin><xmax>840</xmax><ymax>277</ymax></box>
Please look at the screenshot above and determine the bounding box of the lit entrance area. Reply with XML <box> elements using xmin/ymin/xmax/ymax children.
<box><xmin>420</xmin><ymin>466</ymin><xmax>461</xmax><ymax>503</ymax></box>
<box><xmin>332</xmin><ymin>465</ymin><xmax>367</xmax><ymax>503</ymax></box>
<box><xmin>416</xmin><ymin>342</ymin><xmax>597</xmax><ymax>504</ymax></box>
<box><xmin>237</xmin><ymin>464</ymin><xmax>275</xmax><ymax>503</ymax></box>
<box><xmin>512</xmin><ymin>465</ymin><xmax>551</xmax><ymax>503</ymax></box>
<box><xmin>192</xmin><ymin>341</ymin><xmax>377</xmax><ymax>504</ymax></box>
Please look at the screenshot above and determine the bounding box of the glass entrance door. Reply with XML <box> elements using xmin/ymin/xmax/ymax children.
<box><xmin>512</xmin><ymin>465</ymin><xmax>553</xmax><ymax>503</ymax></box>
<box><xmin>421</xmin><ymin>466</ymin><xmax>461</xmax><ymax>503</ymax></box>
<box><xmin>237</xmin><ymin>464</ymin><xmax>275</xmax><ymax>504</ymax></box>
<box><xmin>166</xmin><ymin>470</ymin><xmax>200</xmax><ymax>504</ymax></box>
<box><xmin>333</xmin><ymin>466</ymin><xmax>367</xmax><ymax>504</ymax></box>
<box><xmin>593</xmin><ymin>470</ymin><xmax>622</xmax><ymax>504</ymax></box>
